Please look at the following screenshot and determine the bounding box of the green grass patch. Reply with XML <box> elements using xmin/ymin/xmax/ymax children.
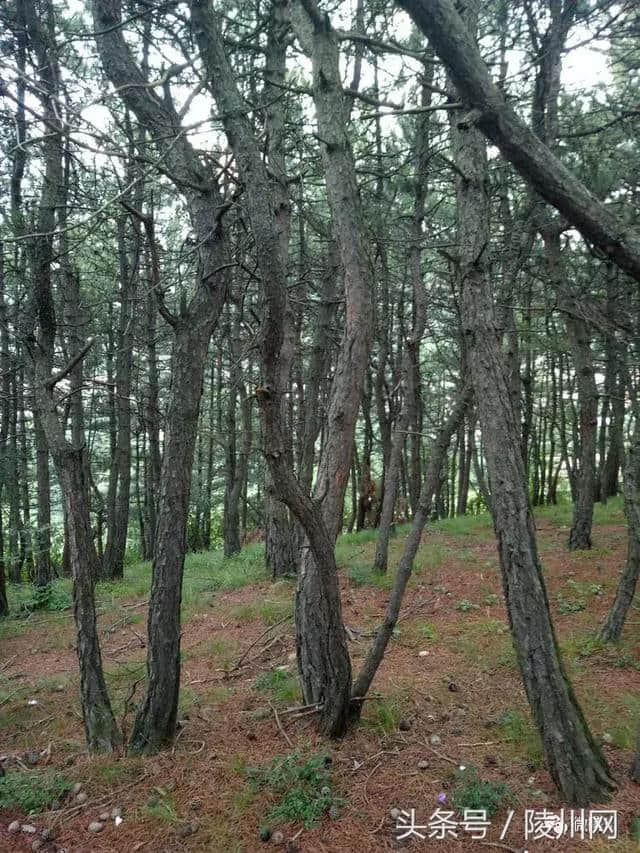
<box><xmin>0</xmin><ymin>768</ymin><xmax>72</xmax><ymax>814</ymax></box>
<box><xmin>346</xmin><ymin>562</ymin><xmax>395</xmax><ymax>588</ymax></box>
<box><xmin>254</xmin><ymin>669</ymin><xmax>301</xmax><ymax>703</ymax></box>
<box><xmin>452</xmin><ymin>764</ymin><xmax>511</xmax><ymax>817</ymax></box>
<box><xmin>247</xmin><ymin>752</ymin><xmax>341</xmax><ymax>828</ymax></box>
<box><xmin>429</xmin><ymin>513</ymin><xmax>493</xmax><ymax>537</ymax></box>
<box><xmin>497</xmin><ymin>709</ymin><xmax>543</xmax><ymax>766</ymax></box>
<box><xmin>8</xmin><ymin>580</ymin><xmax>73</xmax><ymax>615</ymax></box>
<box><xmin>144</xmin><ymin>789</ymin><xmax>179</xmax><ymax>823</ymax></box>
<box><xmin>86</xmin><ymin>756</ymin><xmax>145</xmax><ymax>786</ymax></box>
<box><xmin>417</xmin><ymin>621</ymin><xmax>437</xmax><ymax>642</ymax></box>
<box><xmin>230</xmin><ymin>597</ymin><xmax>293</xmax><ymax>626</ymax></box>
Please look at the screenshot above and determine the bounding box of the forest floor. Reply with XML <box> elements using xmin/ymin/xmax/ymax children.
<box><xmin>1</xmin><ymin>499</ymin><xmax>639</xmax><ymax>853</ymax></box>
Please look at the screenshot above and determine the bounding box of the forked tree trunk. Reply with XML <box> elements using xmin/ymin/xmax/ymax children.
<box><xmin>292</xmin><ymin>0</ymin><xmax>373</xmax><ymax>734</ymax></box>
<box><xmin>192</xmin><ymin>0</ymin><xmax>368</xmax><ymax>736</ymax></box>
<box><xmin>446</xmin><ymin>0</ymin><xmax>614</xmax><ymax>805</ymax></box>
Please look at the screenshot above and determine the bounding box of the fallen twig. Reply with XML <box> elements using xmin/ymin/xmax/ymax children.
<box><xmin>0</xmin><ymin>654</ymin><xmax>18</xmax><ymax>672</ymax></box>
<box><xmin>269</xmin><ymin>700</ymin><xmax>293</xmax><ymax>748</ymax></box>
<box><xmin>479</xmin><ymin>842</ymin><xmax>521</xmax><ymax>853</ymax></box>
<box><xmin>0</xmin><ymin>688</ymin><xmax>22</xmax><ymax>707</ymax></box>
<box><xmin>230</xmin><ymin>614</ymin><xmax>292</xmax><ymax>672</ymax></box>
<box><xmin>421</xmin><ymin>740</ymin><xmax>459</xmax><ymax>765</ymax></box>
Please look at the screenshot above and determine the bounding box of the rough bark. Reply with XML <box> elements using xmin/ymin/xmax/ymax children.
<box><xmin>444</xmin><ymin>0</ymin><xmax>615</xmax><ymax>804</ymax></box>
<box><xmin>565</xmin><ymin>308</ymin><xmax>597</xmax><ymax>551</ymax></box>
<box><xmin>192</xmin><ymin>0</ymin><xmax>367</xmax><ymax>735</ymax></box>
<box><xmin>21</xmin><ymin>0</ymin><xmax>121</xmax><ymax>752</ymax></box>
<box><xmin>292</xmin><ymin>0</ymin><xmax>374</xmax><ymax>731</ymax></box>
<box><xmin>262</xmin><ymin>0</ymin><xmax>298</xmax><ymax>578</ymax></box>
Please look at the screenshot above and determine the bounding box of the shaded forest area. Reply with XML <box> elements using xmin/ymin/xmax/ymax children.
<box><xmin>1</xmin><ymin>0</ymin><xmax>640</xmax><ymax>849</ymax></box>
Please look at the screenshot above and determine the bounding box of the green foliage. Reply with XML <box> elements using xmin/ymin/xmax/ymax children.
<box><xmin>0</xmin><ymin>769</ymin><xmax>72</xmax><ymax>814</ymax></box>
<box><xmin>360</xmin><ymin>698</ymin><xmax>401</xmax><ymax>733</ymax></box>
<box><xmin>254</xmin><ymin>669</ymin><xmax>300</xmax><ymax>703</ymax></box>
<box><xmin>144</xmin><ymin>789</ymin><xmax>179</xmax><ymax>823</ymax></box>
<box><xmin>247</xmin><ymin>752</ymin><xmax>340</xmax><ymax>827</ymax></box>
<box><xmin>497</xmin><ymin>709</ymin><xmax>543</xmax><ymax>765</ymax></box>
<box><xmin>452</xmin><ymin>765</ymin><xmax>511</xmax><ymax>817</ymax></box>
<box><xmin>566</xmin><ymin>580</ymin><xmax>603</xmax><ymax>598</ymax></box>
<box><xmin>346</xmin><ymin>562</ymin><xmax>394</xmax><ymax>588</ymax></box>
<box><xmin>456</xmin><ymin>599</ymin><xmax>480</xmax><ymax>612</ymax></box>
<box><xmin>556</xmin><ymin>593</ymin><xmax>587</xmax><ymax>613</ymax></box>
<box><xmin>8</xmin><ymin>580</ymin><xmax>72</xmax><ymax>616</ymax></box>
<box><xmin>418</xmin><ymin>622</ymin><xmax>437</xmax><ymax>642</ymax></box>
<box><xmin>231</xmin><ymin>597</ymin><xmax>293</xmax><ymax>625</ymax></box>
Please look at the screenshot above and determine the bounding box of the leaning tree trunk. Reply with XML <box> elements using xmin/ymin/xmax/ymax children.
<box><xmin>21</xmin><ymin>0</ymin><xmax>120</xmax><ymax>752</ymax></box>
<box><xmin>54</xmin><ymin>443</ymin><xmax>121</xmax><ymax>751</ymax></box>
<box><xmin>354</xmin><ymin>384</ymin><xmax>471</xmax><ymax>702</ymax></box>
<box><xmin>397</xmin><ymin>0</ymin><xmax>640</xmax><ymax>286</ymax></box>
<box><xmin>445</xmin><ymin>0</ymin><xmax>614</xmax><ymax>805</ymax></box>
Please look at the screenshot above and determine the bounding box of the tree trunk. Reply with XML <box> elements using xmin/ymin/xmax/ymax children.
<box><xmin>445</xmin><ymin>0</ymin><xmax>614</xmax><ymax>804</ymax></box>
<box><xmin>560</xmin><ymin>300</ymin><xmax>597</xmax><ymax>551</ymax></box>
<box><xmin>104</xmin><ymin>213</ymin><xmax>135</xmax><ymax>578</ymax></box>
<box><xmin>130</xmin><ymin>320</ymin><xmax>220</xmax><ymax>752</ymax></box>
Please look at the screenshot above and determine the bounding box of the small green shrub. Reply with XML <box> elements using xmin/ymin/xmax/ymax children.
<box><xmin>456</xmin><ymin>599</ymin><xmax>480</xmax><ymax>612</ymax></box>
<box><xmin>11</xmin><ymin>581</ymin><xmax>72</xmax><ymax>615</ymax></box>
<box><xmin>452</xmin><ymin>765</ymin><xmax>510</xmax><ymax>817</ymax></box>
<box><xmin>247</xmin><ymin>752</ymin><xmax>340</xmax><ymax>827</ymax></box>
<box><xmin>556</xmin><ymin>593</ymin><xmax>586</xmax><ymax>613</ymax></box>
<box><xmin>497</xmin><ymin>709</ymin><xmax>543</xmax><ymax>765</ymax></box>
<box><xmin>0</xmin><ymin>769</ymin><xmax>72</xmax><ymax>814</ymax></box>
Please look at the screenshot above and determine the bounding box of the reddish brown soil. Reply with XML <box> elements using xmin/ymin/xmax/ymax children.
<box><xmin>1</xmin><ymin>513</ymin><xmax>639</xmax><ymax>853</ymax></box>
